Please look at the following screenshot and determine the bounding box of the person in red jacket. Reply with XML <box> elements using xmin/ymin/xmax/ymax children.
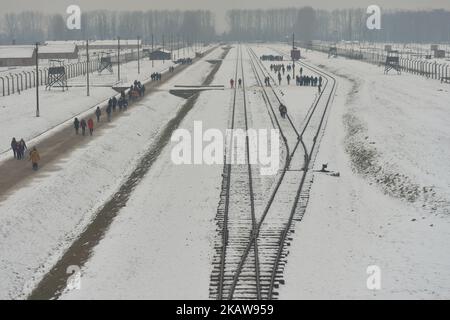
<box><xmin>87</xmin><ymin>118</ymin><xmax>94</xmax><ymax>136</ymax></box>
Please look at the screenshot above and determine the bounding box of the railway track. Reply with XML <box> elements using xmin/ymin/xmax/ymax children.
<box><xmin>211</xmin><ymin>44</ymin><xmax>337</xmax><ymax>300</ymax></box>
<box><xmin>210</xmin><ymin>45</ymin><xmax>261</xmax><ymax>300</ymax></box>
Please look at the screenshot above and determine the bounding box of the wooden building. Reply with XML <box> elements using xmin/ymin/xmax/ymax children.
<box><xmin>0</xmin><ymin>46</ymin><xmax>36</xmax><ymax>67</ymax></box>
<box><xmin>39</xmin><ymin>44</ymin><xmax>79</xmax><ymax>60</ymax></box>
<box><xmin>149</xmin><ymin>49</ymin><xmax>172</xmax><ymax>61</ymax></box>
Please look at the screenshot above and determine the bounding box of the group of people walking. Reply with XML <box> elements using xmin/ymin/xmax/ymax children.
<box><xmin>9</xmin><ymin>76</ymin><xmax>150</xmax><ymax>172</ymax></box>
<box><xmin>10</xmin><ymin>137</ymin><xmax>40</xmax><ymax>170</ymax></box>
<box><xmin>270</xmin><ymin>64</ymin><xmax>287</xmax><ymax>74</ymax></box>
<box><xmin>129</xmin><ymin>81</ymin><xmax>146</xmax><ymax>101</ymax></box>
<box><xmin>177</xmin><ymin>58</ymin><xmax>192</xmax><ymax>65</ymax></box>
<box><xmin>229</xmin><ymin>78</ymin><xmax>243</xmax><ymax>89</ymax></box>
<box><xmin>74</xmin><ymin>78</ymin><xmax>145</xmax><ymax>137</ymax></box>
<box><xmin>151</xmin><ymin>72</ymin><xmax>162</xmax><ymax>81</ymax></box>
<box><xmin>296</xmin><ymin>74</ymin><xmax>323</xmax><ymax>92</ymax></box>
<box><xmin>271</xmin><ymin>64</ymin><xmax>294</xmax><ymax>85</ymax></box>
<box><xmin>270</xmin><ymin>63</ymin><xmax>323</xmax><ymax>92</ymax></box>
<box><xmin>73</xmin><ymin>117</ymin><xmax>95</xmax><ymax>136</ymax></box>
<box><xmin>261</xmin><ymin>55</ymin><xmax>283</xmax><ymax>61</ymax></box>
<box><xmin>10</xmin><ymin>138</ymin><xmax>27</xmax><ymax>160</ymax></box>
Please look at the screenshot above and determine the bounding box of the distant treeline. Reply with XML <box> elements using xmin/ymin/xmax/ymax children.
<box><xmin>0</xmin><ymin>10</ymin><xmax>216</xmax><ymax>45</ymax></box>
<box><xmin>1</xmin><ymin>7</ymin><xmax>450</xmax><ymax>44</ymax></box>
<box><xmin>224</xmin><ymin>7</ymin><xmax>450</xmax><ymax>43</ymax></box>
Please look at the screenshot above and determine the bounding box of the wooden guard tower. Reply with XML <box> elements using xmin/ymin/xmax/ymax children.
<box><xmin>98</xmin><ymin>52</ymin><xmax>113</xmax><ymax>74</ymax></box>
<box><xmin>328</xmin><ymin>46</ymin><xmax>338</xmax><ymax>58</ymax></box>
<box><xmin>385</xmin><ymin>50</ymin><xmax>401</xmax><ymax>74</ymax></box>
<box><xmin>46</xmin><ymin>60</ymin><xmax>68</xmax><ymax>91</ymax></box>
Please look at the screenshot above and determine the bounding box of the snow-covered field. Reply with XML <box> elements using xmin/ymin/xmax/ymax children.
<box><xmin>61</xmin><ymin>53</ymin><xmax>232</xmax><ymax>300</ymax></box>
<box><xmin>0</xmin><ymin>46</ymin><xmax>222</xmax><ymax>299</ymax></box>
<box><xmin>1</xmin><ymin>40</ymin><xmax>449</xmax><ymax>300</ymax></box>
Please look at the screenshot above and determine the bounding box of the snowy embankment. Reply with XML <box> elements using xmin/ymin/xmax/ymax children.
<box><xmin>272</xmin><ymin>45</ymin><xmax>450</xmax><ymax>299</ymax></box>
<box><xmin>60</xmin><ymin>47</ymin><xmax>235</xmax><ymax>299</ymax></box>
<box><xmin>0</xmin><ymin>45</ymin><xmax>210</xmax><ymax>158</ymax></box>
<box><xmin>0</xmin><ymin>47</ymin><xmax>223</xmax><ymax>299</ymax></box>
<box><xmin>61</xmin><ymin>45</ymin><xmax>324</xmax><ymax>299</ymax></box>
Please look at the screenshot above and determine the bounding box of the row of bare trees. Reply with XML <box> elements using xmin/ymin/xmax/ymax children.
<box><xmin>0</xmin><ymin>10</ymin><xmax>216</xmax><ymax>44</ymax></box>
<box><xmin>225</xmin><ymin>7</ymin><xmax>450</xmax><ymax>43</ymax></box>
<box><xmin>2</xmin><ymin>7</ymin><xmax>450</xmax><ymax>44</ymax></box>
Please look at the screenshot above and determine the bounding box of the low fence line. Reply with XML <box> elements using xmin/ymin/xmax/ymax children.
<box><xmin>302</xmin><ymin>43</ymin><xmax>450</xmax><ymax>81</ymax></box>
<box><xmin>0</xmin><ymin>50</ymin><xmax>150</xmax><ymax>97</ymax></box>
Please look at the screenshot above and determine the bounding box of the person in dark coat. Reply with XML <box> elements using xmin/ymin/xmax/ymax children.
<box><xmin>18</xmin><ymin>139</ymin><xmax>27</xmax><ymax>160</ymax></box>
<box><xmin>279</xmin><ymin>104</ymin><xmax>287</xmax><ymax>119</ymax></box>
<box><xmin>128</xmin><ymin>86</ymin><xmax>133</xmax><ymax>100</ymax></box>
<box><xmin>11</xmin><ymin>138</ymin><xmax>18</xmax><ymax>159</ymax></box>
<box><xmin>74</xmin><ymin>118</ymin><xmax>80</xmax><ymax>135</ymax></box>
<box><xmin>112</xmin><ymin>97</ymin><xmax>117</xmax><ymax>112</ymax></box>
<box><xmin>95</xmin><ymin>107</ymin><xmax>101</xmax><ymax>122</ymax></box>
<box><xmin>106</xmin><ymin>105</ymin><xmax>112</xmax><ymax>121</ymax></box>
<box><xmin>80</xmin><ymin>119</ymin><xmax>87</xmax><ymax>136</ymax></box>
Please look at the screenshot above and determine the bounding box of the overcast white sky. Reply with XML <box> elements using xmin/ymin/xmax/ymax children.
<box><xmin>3</xmin><ymin>0</ymin><xmax>450</xmax><ymax>32</ymax></box>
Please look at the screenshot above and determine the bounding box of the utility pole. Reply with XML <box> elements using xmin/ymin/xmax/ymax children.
<box><xmin>170</xmin><ymin>33</ymin><xmax>173</xmax><ymax>61</ymax></box>
<box><xmin>163</xmin><ymin>34</ymin><xmax>165</xmax><ymax>64</ymax></box>
<box><xmin>86</xmin><ymin>39</ymin><xmax>90</xmax><ymax>96</ymax></box>
<box><xmin>137</xmin><ymin>36</ymin><xmax>140</xmax><ymax>74</ymax></box>
<box><xmin>35</xmin><ymin>42</ymin><xmax>40</xmax><ymax>117</ymax></box>
<box><xmin>177</xmin><ymin>34</ymin><xmax>180</xmax><ymax>60</ymax></box>
<box><xmin>117</xmin><ymin>37</ymin><xmax>121</xmax><ymax>82</ymax></box>
<box><xmin>152</xmin><ymin>33</ymin><xmax>154</xmax><ymax>68</ymax></box>
<box><xmin>292</xmin><ymin>33</ymin><xmax>295</xmax><ymax>79</ymax></box>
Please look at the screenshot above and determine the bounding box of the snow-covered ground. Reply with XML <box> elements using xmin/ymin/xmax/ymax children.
<box><xmin>1</xmin><ymin>40</ymin><xmax>449</xmax><ymax>300</ymax></box>
<box><xmin>60</xmin><ymin>47</ymin><xmax>233</xmax><ymax>300</ymax></box>
<box><xmin>61</xmin><ymin>45</ymin><xmax>323</xmax><ymax>299</ymax></box>
<box><xmin>272</xmin><ymin>44</ymin><xmax>450</xmax><ymax>299</ymax></box>
<box><xmin>0</xmin><ymin>46</ymin><xmax>222</xmax><ymax>299</ymax></box>
<box><xmin>0</xmin><ymin>60</ymin><xmax>169</xmax><ymax>157</ymax></box>
<box><xmin>0</xmin><ymin>45</ymin><xmax>212</xmax><ymax>157</ymax></box>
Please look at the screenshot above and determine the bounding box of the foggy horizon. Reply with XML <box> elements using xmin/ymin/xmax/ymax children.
<box><xmin>2</xmin><ymin>0</ymin><xmax>450</xmax><ymax>32</ymax></box>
